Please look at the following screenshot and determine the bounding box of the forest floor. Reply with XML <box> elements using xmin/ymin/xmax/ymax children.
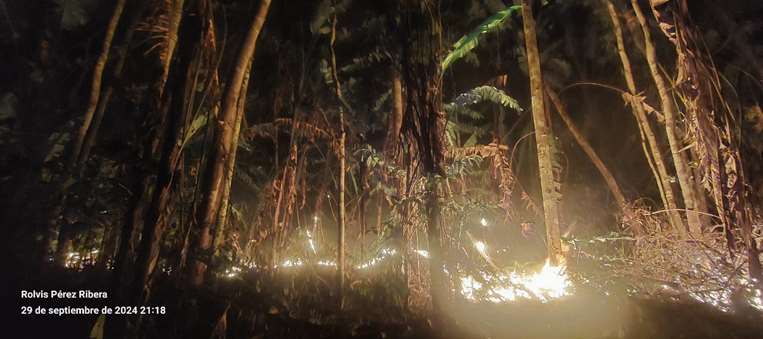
<box><xmin>8</xmin><ymin>266</ymin><xmax>763</xmax><ymax>339</ymax></box>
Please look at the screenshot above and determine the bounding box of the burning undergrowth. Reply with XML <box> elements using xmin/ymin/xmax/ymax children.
<box><xmin>571</xmin><ymin>205</ymin><xmax>763</xmax><ymax>314</ymax></box>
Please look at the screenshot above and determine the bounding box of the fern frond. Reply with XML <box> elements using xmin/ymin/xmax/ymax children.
<box><xmin>452</xmin><ymin>86</ymin><xmax>523</xmax><ymax>113</ymax></box>
<box><xmin>444</xmin><ymin>104</ymin><xmax>484</xmax><ymax>120</ymax></box>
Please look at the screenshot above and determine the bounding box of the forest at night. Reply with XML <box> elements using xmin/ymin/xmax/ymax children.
<box><xmin>2</xmin><ymin>0</ymin><xmax>763</xmax><ymax>338</ymax></box>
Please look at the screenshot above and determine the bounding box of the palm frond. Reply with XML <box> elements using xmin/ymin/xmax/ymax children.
<box><xmin>441</xmin><ymin>5</ymin><xmax>521</xmax><ymax>71</ymax></box>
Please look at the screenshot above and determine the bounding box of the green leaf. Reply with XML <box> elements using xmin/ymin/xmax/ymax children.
<box><xmin>449</xmin><ymin>86</ymin><xmax>523</xmax><ymax>113</ymax></box>
<box><xmin>441</xmin><ymin>5</ymin><xmax>521</xmax><ymax>71</ymax></box>
<box><xmin>468</xmin><ymin>86</ymin><xmax>523</xmax><ymax>112</ymax></box>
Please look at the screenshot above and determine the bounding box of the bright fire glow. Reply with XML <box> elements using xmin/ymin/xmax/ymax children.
<box><xmin>317</xmin><ymin>259</ymin><xmax>336</xmax><ymax>267</ymax></box>
<box><xmin>474</xmin><ymin>241</ymin><xmax>488</xmax><ymax>256</ymax></box>
<box><xmin>415</xmin><ymin>250</ymin><xmax>430</xmax><ymax>258</ymax></box>
<box><xmin>480</xmin><ymin>217</ymin><xmax>488</xmax><ymax>227</ymax></box>
<box><xmin>224</xmin><ymin>266</ymin><xmax>241</xmax><ymax>278</ymax></box>
<box><xmin>280</xmin><ymin>258</ymin><xmax>304</xmax><ymax>268</ymax></box>
<box><xmin>460</xmin><ymin>259</ymin><xmax>572</xmax><ymax>303</ymax></box>
<box><xmin>306</xmin><ymin>230</ymin><xmax>317</xmax><ymax>254</ymax></box>
<box><xmin>357</xmin><ymin>248</ymin><xmax>397</xmax><ymax>269</ymax></box>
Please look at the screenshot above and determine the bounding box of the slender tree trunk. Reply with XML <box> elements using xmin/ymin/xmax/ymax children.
<box><xmin>107</xmin><ymin>19</ymin><xmax>189</xmax><ymax>338</ymax></box>
<box><xmin>213</xmin><ymin>59</ymin><xmax>252</xmax><ymax>253</ymax></box>
<box><xmin>78</xmin><ymin>0</ymin><xmax>152</xmax><ymax>166</ymax></box>
<box><xmin>158</xmin><ymin>0</ymin><xmax>186</xmax><ymax>94</ymax></box>
<box><xmin>630</xmin><ymin>0</ymin><xmax>700</xmax><ymax>236</ymax></box>
<box><xmin>606</xmin><ymin>1</ymin><xmax>685</xmax><ymax>234</ymax></box>
<box><xmin>131</xmin><ymin>0</ymin><xmax>215</xmax><ymax>307</ymax></box>
<box><xmin>270</xmin><ymin>154</ymin><xmax>288</xmax><ymax>270</ymax></box>
<box><xmin>111</xmin><ymin>171</ymin><xmax>151</xmax><ymax>299</ymax></box>
<box><xmin>545</xmin><ymin>85</ymin><xmax>634</xmax><ymax>225</ymax></box>
<box><xmin>520</xmin><ymin>0</ymin><xmax>563</xmax><ymax>263</ymax></box>
<box><xmin>337</xmin><ymin>119</ymin><xmax>346</xmax><ymax>305</ymax></box>
<box><xmin>376</xmin><ymin>68</ymin><xmax>405</xmax><ymax>241</ymax></box>
<box><xmin>384</xmin><ymin>69</ymin><xmax>404</xmax><ymax>157</ymax></box>
<box><xmin>328</xmin><ymin>2</ymin><xmax>347</xmax><ymax>307</ymax></box>
<box><xmin>189</xmin><ymin>0</ymin><xmax>272</xmax><ymax>286</ymax></box>
<box><xmin>650</xmin><ymin>0</ymin><xmax>761</xmax><ymax>280</ymax></box>
<box><xmin>69</xmin><ymin>0</ymin><xmax>127</xmax><ymax>169</ymax></box>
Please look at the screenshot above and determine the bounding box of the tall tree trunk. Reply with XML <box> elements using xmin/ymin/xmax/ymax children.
<box><xmin>606</xmin><ymin>1</ymin><xmax>685</xmax><ymax>234</ymax></box>
<box><xmin>650</xmin><ymin>0</ymin><xmax>761</xmax><ymax>281</ymax></box>
<box><xmin>630</xmin><ymin>0</ymin><xmax>700</xmax><ymax>236</ymax></box>
<box><xmin>213</xmin><ymin>59</ymin><xmax>252</xmax><ymax>253</ymax></box>
<box><xmin>328</xmin><ymin>2</ymin><xmax>347</xmax><ymax>307</ymax></box>
<box><xmin>188</xmin><ymin>0</ymin><xmax>272</xmax><ymax>286</ymax></box>
<box><xmin>107</xmin><ymin>4</ymin><xmax>191</xmax><ymax>336</ymax></box>
<box><xmin>377</xmin><ymin>68</ymin><xmax>405</xmax><ymax>237</ymax></box>
<box><xmin>158</xmin><ymin>0</ymin><xmax>187</xmax><ymax>94</ymax></box>
<box><xmin>337</xmin><ymin>119</ymin><xmax>347</xmax><ymax>305</ymax></box>
<box><xmin>520</xmin><ymin>0</ymin><xmax>563</xmax><ymax>263</ymax></box>
<box><xmin>398</xmin><ymin>0</ymin><xmax>448</xmax><ymax>320</ymax></box>
<box><xmin>545</xmin><ymin>85</ymin><xmax>634</xmax><ymax>228</ymax></box>
<box><xmin>131</xmin><ymin>8</ymin><xmax>204</xmax><ymax>304</ymax></box>
<box><xmin>69</xmin><ymin>0</ymin><xmax>127</xmax><ymax>169</ymax></box>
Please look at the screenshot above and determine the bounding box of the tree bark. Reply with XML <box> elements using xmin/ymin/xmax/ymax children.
<box><xmin>398</xmin><ymin>0</ymin><xmax>448</xmax><ymax>321</ymax></box>
<box><xmin>328</xmin><ymin>2</ymin><xmax>347</xmax><ymax>307</ymax></box>
<box><xmin>189</xmin><ymin>0</ymin><xmax>272</xmax><ymax>286</ymax></box>
<box><xmin>606</xmin><ymin>1</ymin><xmax>685</xmax><ymax>234</ymax></box>
<box><xmin>384</xmin><ymin>69</ymin><xmax>404</xmax><ymax>157</ymax></box>
<box><xmin>131</xmin><ymin>0</ymin><xmax>219</xmax><ymax>307</ymax></box>
<box><xmin>630</xmin><ymin>0</ymin><xmax>700</xmax><ymax>236</ymax></box>
<box><xmin>69</xmin><ymin>0</ymin><xmax>127</xmax><ymax>169</ymax></box>
<box><xmin>337</xmin><ymin>122</ymin><xmax>346</xmax><ymax>305</ymax></box>
<box><xmin>213</xmin><ymin>59</ymin><xmax>252</xmax><ymax>253</ymax></box>
<box><xmin>107</xmin><ymin>40</ymin><xmax>187</xmax><ymax>339</ymax></box>
<box><xmin>158</xmin><ymin>0</ymin><xmax>186</xmax><ymax>95</ymax></box>
<box><xmin>520</xmin><ymin>0</ymin><xmax>563</xmax><ymax>263</ymax></box>
<box><xmin>650</xmin><ymin>0</ymin><xmax>761</xmax><ymax>280</ymax></box>
<box><xmin>545</xmin><ymin>84</ymin><xmax>633</xmax><ymax>225</ymax></box>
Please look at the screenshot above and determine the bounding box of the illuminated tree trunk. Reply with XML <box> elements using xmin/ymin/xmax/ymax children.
<box><xmin>69</xmin><ymin>0</ymin><xmax>126</xmax><ymax>169</ymax></box>
<box><xmin>649</xmin><ymin>0</ymin><xmax>761</xmax><ymax>280</ymax></box>
<box><xmin>399</xmin><ymin>0</ymin><xmax>448</xmax><ymax>319</ymax></box>
<box><xmin>337</xmin><ymin>122</ymin><xmax>347</xmax><ymax>304</ymax></box>
<box><xmin>377</xmin><ymin>68</ymin><xmax>404</xmax><ymax>241</ymax></box>
<box><xmin>189</xmin><ymin>0</ymin><xmax>272</xmax><ymax>287</ymax></box>
<box><xmin>606</xmin><ymin>1</ymin><xmax>685</xmax><ymax>234</ymax></box>
<box><xmin>213</xmin><ymin>59</ymin><xmax>252</xmax><ymax>253</ymax></box>
<box><xmin>520</xmin><ymin>0</ymin><xmax>563</xmax><ymax>263</ymax></box>
<box><xmin>158</xmin><ymin>0</ymin><xmax>186</xmax><ymax>94</ymax></box>
<box><xmin>384</xmin><ymin>69</ymin><xmax>404</xmax><ymax>157</ymax></box>
<box><xmin>328</xmin><ymin>3</ymin><xmax>347</xmax><ymax>307</ymax></box>
<box><xmin>630</xmin><ymin>0</ymin><xmax>699</xmax><ymax>237</ymax></box>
